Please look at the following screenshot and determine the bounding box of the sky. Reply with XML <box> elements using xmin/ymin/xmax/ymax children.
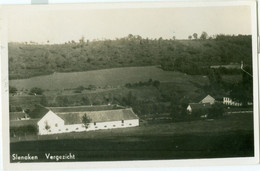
<box><xmin>6</xmin><ymin>4</ymin><xmax>252</xmax><ymax>44</ymax></box>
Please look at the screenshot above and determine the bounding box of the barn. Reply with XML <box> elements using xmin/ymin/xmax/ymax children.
<box><xmin>199</xmin><ymin>95</ymin><xmax>215</xmax><ymax>105</ymax></box>
<box><xmin>36</xmin><ymin>105</ymin><xmax>139</xmax><ymax>135</ymax></box>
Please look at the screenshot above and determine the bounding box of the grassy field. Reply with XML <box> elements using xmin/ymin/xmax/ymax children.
<box><xmin>9</xmin><ymin>66</ymin><xmax>213</xmax><ymax>110</ymax></box>
<box><xmin>10</xmin><ymin>113</ymin><xmax>254</xmax><ymax>162</ymax></box>
<box><xmin>9</xmin><ymin>66</ymin><xmax>209</xmax><ymax>90</ymax></box>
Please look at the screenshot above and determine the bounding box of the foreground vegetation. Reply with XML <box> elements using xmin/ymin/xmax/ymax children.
<box><xmin>10</xmin><ymin>113</ymin><xmax>254</xmax><ymax>162</ymax></box>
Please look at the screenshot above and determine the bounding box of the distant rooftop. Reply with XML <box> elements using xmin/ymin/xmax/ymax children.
<box><xmin>10</xmin><ymin>112</ymin><xmax>26</xmax><ymax>121</ymax></box>
<box><xmin>210</xmin><ymin>64</ymin><xmax>240</xmax><ymax>69</ymax></box>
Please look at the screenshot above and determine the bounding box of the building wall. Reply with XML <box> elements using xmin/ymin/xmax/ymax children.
<box><xmin>223</xmin><ymin>97</ymin><xmax>242</xmax><ymax>106</ymax></box>
<box><xmin>37</xmin><ymin>111</ymin><xmax>65</xmax><ymax>135</ymax></box>
<box><xmin>201</xmin><ymin>95</ymin><xmax>215</xmax><ymax>104</ymax></box>
<box><xmin>187</xmin><ymin>105</ymin><xmax>192</xmax><ymax>112</ymax></box>
<box><xmin>38</xmin><ymin>118</ymin><xmax>139</xmax><ymax>135</ymax></box>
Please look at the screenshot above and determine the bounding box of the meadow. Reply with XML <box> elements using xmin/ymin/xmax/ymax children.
<box><xmin>9</xmin><ymin>66</ymin><xmax>209</xmax><ymax>90</ymax></box>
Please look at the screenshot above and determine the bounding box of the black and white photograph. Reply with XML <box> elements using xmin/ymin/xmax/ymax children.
<box><xmin>0</xmin><ymin>0</ymin><xmax>259</xmax><ymax>169</ymax></box>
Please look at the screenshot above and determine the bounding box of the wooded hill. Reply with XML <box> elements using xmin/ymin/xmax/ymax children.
<box><xmin>9</xmin><ymin>34</ymin><xmax>252</xmax><ymax>79</ymax></box>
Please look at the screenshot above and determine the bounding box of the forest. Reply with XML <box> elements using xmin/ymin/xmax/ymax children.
<box><xmin>8</xmin><ymin>34</ymin><xmax>252</xmax><ymax>79</ymax></box>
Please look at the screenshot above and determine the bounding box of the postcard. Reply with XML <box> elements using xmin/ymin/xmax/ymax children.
<box><xmin>0</xmin><ymin>0</ymin><xmax>259</xmax><ymax>170</ymax></box>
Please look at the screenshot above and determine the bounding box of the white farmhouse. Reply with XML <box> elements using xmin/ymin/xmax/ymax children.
<box><xmin>36</xmin><ymin>105</ymin><xmax>139</xmax><ymax>135</ymax></box>
<box><xmin>223</xmin><ymin>97</ymin><xmax>242</xmax><ymax>106</ymax></box>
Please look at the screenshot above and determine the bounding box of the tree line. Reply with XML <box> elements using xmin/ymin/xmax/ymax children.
<box><xmin>9</xmin><ymin>34</ymin><xmax>252</xmax><ymax>79</ymax></box>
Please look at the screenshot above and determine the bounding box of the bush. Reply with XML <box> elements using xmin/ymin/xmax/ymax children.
<box><xmin>10</xmin><ymin>125</ymin><xmax>38</xmax><ymax>137</ymax></box>
<box><xmin>74</xmin><ymin>86</ymin><xmax>85</xmax><ymax>93</ymax></box>
<box><xmin>9</xmin><ymin>105</ymin><xmax>23</xmax><ymax>112</ymax></box>
<box><xmin>208</xmin><ymin>103</ymin><xmax>224</xmax><ymax>119</ymax></box>
<box><xmin>9</xmin><ymin>86</ymin><xmax>17</xmax><ymax>94</ymax></box>
<box><xmin>29</xmin><ymin>87</ymin><xmax>44</xmax><ymax>95</ymax></box>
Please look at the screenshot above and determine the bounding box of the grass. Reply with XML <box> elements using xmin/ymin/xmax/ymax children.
<box><xmin>10</xmin><ymin>112</ymin><xmax>253</xmax><ymax>142</ymax></box>
<box><xmin>9</xmin><ymin>66</ymin><xmax>208</xmax><ymax>90</ymax></box>
<box><xmin>10</xmin><ymin>113</ymin><xmax>254</xmax><ymax>162</ymax></box>
<box><xmin>8</xmin><ymin>66</ymin><xmax>211</xmax><ymax>109</ymax></box>
<box><xmin>222</xmin><ymin>74</ymin><xmax>242</xmax><ymax>84</ymax></box>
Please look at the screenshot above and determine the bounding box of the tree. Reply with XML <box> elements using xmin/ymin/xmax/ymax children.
<box><xmin>29</xmin><ymin>87</ymin><xmax>44</xmax><ymax>95</ymax></box>
<box><xmin>56</xmin><ymin>96</ymin><xmax>69</xmax><ymax>107</ymax></box>
<box><xmin>9</xmin><ymin>86</ymin><xmax>17</xmax><ymax>94</ymax></box>
<box><xmin>193</xmin><ymin>33</ymin><xmax>198</xmax><ymax>40</ymax></box>
<box><xmin>208</xmin><ymin>69</ymin><xmax>222</xmax><ymax>85</ymax></box>
<box><xmin>79</xmin><ymin>36</ymin><xmax>85</xmax><ymax>44</ymax></box>
<box><xmin>82</xmin><ymin>114</ymin><xmax>91</xmax><ymax>129</ymax></box>
<box><xmin>44</xmin><ymin>121</ymin><xmax>50</xmax><ymax>130</ymax></box>
<box><xmin>208</xmin><ymin>103</ymin><xmax>224</xmax><ymax>119</ymax></box>
<box><xmin>81</xmin><ymin>96</ymin><xmax>91</xmax><ymax>105</ymax></box>
<box><xmin>170</xmin><ymin>104</ymin><xmax>187</xmax><ymax>122</ymax></box>
<box><xmin>200</xmin><ymin>31</ymin><xmax>208</xmax><ymax>40</ymax></box>
<box><xmin>188</xmin><ymin>35</ymin><xmax>192</xmax><ymax>40</ymax></box>
<box><xmin>230</xmin><ymin>83</ymin><xmax>250</xmax><ymax>106</ymax></box>
<box><xmin>122</xmin><ymin>91</ymin><xmax>137</xmax><ymax>106</ymax></box>
<box><xmin>40</xmin><ymin>96</ymin><xmax>48</xmax><ymax>106</ymax></box>
<box><xmin>152</xmin><ymin>80</ymin><xmax>160</xmax><ymax>89</ymax></box>
<box><xmin>74</xmin><ymin>86</ymin><xmax>85</xmax><ymax>93</ymax></box>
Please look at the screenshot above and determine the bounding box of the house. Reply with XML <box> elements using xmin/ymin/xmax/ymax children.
<box><xmin>34</xmin><ymin>105</ymin><xmax>139</xmax><ymax>135</ymax></box>
<box><xmin>10</xmin><ymin>111</ymin><xmax>30</xmax><ymax>121</ymax></box>
<box><xmin>223</xmin><ymin>97</ymin><xmax>242</xmax><ymax>106</ymax></box>
<box><xmin>210</xmin><ymin>64</ymin><xmax>240</xmax><ymax>69</ymax></box>
<box><xmin>187</xmin><ymin>103</ymin><xmax>211</xmax><ymax>113</ymax></box>
<box><xmin>200</xmin><ymin>95</ymin><xmax>215</xmax><ymax>105</ymax></box>
<box><xmin>186</xmin><ymin>95</ymin><xmax>214</xmax><ymax>115</ymax></box>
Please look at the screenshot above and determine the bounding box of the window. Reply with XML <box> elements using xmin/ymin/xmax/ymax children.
<box><xmin>94</xmin><ymin>122</ymin><xmax>96</xmax><ymax>126</ymax></box>
<box><xmin>76</xmin><ymin>128</ymin><xmax>79</xmax><ymax>130</ymax></box>
<box><xmin>66</xmin><ymin>128</ymin><xmax>68</xmax><ymax>131</ymax></box>
<box><xmin>129</xmin><ymin>123</ymin><xmax>132</xmax><ymax>126</ymax></box>
<box><xmin>113</xmin><ymin>125</ymin><xmax>116</xmax><ymax>127</ymax></box>
<box><xmin>95</xmin><ymin>126</ymin><xmax>98</xmax><ymax>128</ymax></box>
<box><xmin>104</xmin><ymin>125</ymin><xmax>107</xmax><ymax>128</ymax></box>
<box><xmin>55</xmin><ymin>123</ymin><xmax>58</xmax><ymax>127</ymax></box>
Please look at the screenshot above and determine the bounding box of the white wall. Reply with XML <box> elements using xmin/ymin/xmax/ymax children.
<box><xmin>87</xmin><ymin>119</ymin><xmax>139</xmax><ymax>131</ymax></box>
<box><xmin>223</xmin><ymin>97</ymin><xmax>242</xmax><ymax>106</ymax></box>
<box><xmin>187</xmin><ymin>105</ymin><xmax>192</xmax><ymax>112</ymax></box>
<box><xmin>38</xmin><ymin>118</ymin><xmax>139</xmax><ymax>135</ymax></box>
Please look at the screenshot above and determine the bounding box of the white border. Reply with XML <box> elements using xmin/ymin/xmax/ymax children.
<box><xmin>1</xmin><ymin>1</ymin><xmax>259</xmax><ymax>170</ymax></box>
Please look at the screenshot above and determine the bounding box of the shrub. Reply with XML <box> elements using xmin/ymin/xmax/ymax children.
<box><xmin>208</xmin><ymin>103</ymin><xmax>224</xmax><ymax>119</ymax></box>
<box><xmin>10</xmin><ymin>125</ymin><xmax>38</xmax><ymax>137</ymax></box>
<box><xmin>29</xmin><ymin>87</ymin><xmax>44</xmax><ymax>95</ymax></box>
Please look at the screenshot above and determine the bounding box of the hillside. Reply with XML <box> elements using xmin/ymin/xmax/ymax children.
<box><xmin>8</xmin><ymin>35</ymin><xmax>252</xmax><ymax>79</ymax></box>
<box><xmin>9</xmin><ymin>66</ymin><xmax>207</xmax><ymax>90</ymax></box>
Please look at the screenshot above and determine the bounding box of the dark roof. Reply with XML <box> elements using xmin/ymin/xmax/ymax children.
<box><xmin>56</xmin><ymin>108</ymin><xmax>139</xmax><ymax>125</ymax></box>
<box><xmin>10</xmin><ymin>119</ymin><xmax>38</xmax><ymax>127</ymax></box>
<box><xmin>10</xmin><ymin>112</ymin><xmax>26</xmax><ymax>120</ymax></box>
<box><xmin>29</xmin><ymin>105</ymin><xmax>49</xmax><ymax>119</ymax></box>
<box><xmin>47</xmin><ymin>105</ymin><xmax>125</xmax><ymax>113</ymax></box>
<box><xmin>189</xmin><ymin>103</ymin><xmax>211</xmax><ymax>110</ymax></box>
